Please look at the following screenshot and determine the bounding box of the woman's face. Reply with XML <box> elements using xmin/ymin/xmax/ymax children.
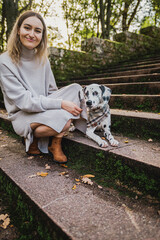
<box><xmin>18</xmin><ymin>16</ymin><xmax>43</xmax><ymax>49</ymax></box>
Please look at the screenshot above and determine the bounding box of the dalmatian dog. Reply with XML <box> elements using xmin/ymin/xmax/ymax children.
<box><xmin>82</xmin><ymin>84</ymin><xmax>119</xmax><ymax>148</ymax></box>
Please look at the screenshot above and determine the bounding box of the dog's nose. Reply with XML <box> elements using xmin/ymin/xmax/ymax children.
<box><xmin>86</xmin><ymin>100</ymin><xmax>92</xmax><ymax>106</ymax></box>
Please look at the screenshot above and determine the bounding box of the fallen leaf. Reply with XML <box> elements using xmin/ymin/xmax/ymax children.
<box><xmin>45</xmin><ymin>164</ymin><xmax>51</xmax><ymax>170</ymax></box>
<box><xmin>101</xmin><ymin>137</ymin><xmax>105</xmax><ymax>140</ymax></box>
<box><xmin>98</xmin><ymin>185</ymin><xmax>103</xmax><ymax>189</ymax></box>
<box><xmin>148</xmin><ymin>138</ymin><xmax>153</xmax><ymax>142</ymax></box>
<box><xmin>37</xmin><ymin>172</ymin><xmax>48</xmax><ymax>177</ymax></box>
<box><xmin>72</xmin><ymin>185</ymin><xmax>76</xmax><ymax>190</ymax></box>
<box><xmin>124</xmin><ymin>140</ymin><xmax>129</xmax><ymax>143</ymax></box>
<box><xmin>75</xmin><ymin>178</ymin><xmax>80</xmax><ymax>182</ymax></box>
<box><xmin>60</xmin><ymin>164</ymin><xmax>68</xmax><ymax>168</ymax></box>
<box><xmin>1</xmin><ymin>144</ymin><xmax>8</xmax><ymax>147</ymax></box>
<box><xmin>59</xmin><ymin>171</ymin><xmax>68</xmax><ymax>176</ymax></box>
<box><xmin>28</xmin><ymin>174</ymin><xmax>37</xmax><ymax>178</ymax></box>
<box><xmin>76</xmin><ymin>182</ymin><xmax>81</xmax><ymax>185</ymax></box>
<box><xmin>83</xmin><ymin>174</ymin><xmax>95</xmax><ymax>178</ymax></box>
<box><xmin>82</xmin><ymin>177</ymin><xmax>93</xmax><ymax>185</ymax></box>
<box><xmin>27</xmin><ymin>156</ymin><xmax>34</xmax><ymax>160</ymax></box>
<box><xmin>0</xmin><ymin>214</ymin><xmax>10</xmax><ymax>229</ymax></box>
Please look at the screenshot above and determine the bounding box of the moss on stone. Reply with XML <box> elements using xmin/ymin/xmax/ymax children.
<box><xmin>63</xmin><ymin>139</ymin><xmax>160</xmax><ymax>200</ymax></box>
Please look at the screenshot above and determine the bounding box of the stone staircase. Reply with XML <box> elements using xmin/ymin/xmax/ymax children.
<box><xmin>0</xmin><ymin>55</ymin><xmax>160</xmax><ymax>239</ymax></box>
<box><xmin>58</xmin><ymin>55</ymin><xmax>160</xmax><ymax>113</ymax></box>
<box><xmin>57</xmin><ymin>55</ymin><xmax>160</xmax><ymax>141</ymax></box>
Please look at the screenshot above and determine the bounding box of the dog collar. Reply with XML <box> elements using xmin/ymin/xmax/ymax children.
<box><xmin>87</xmin><ymin>108</ymin><xmax>108</xmax><ymax>127</ymax></box>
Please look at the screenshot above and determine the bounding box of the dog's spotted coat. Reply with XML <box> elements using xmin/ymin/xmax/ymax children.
<box><xmin>83</xmin><ymin>84</ymin><xmax>119</xmax><ymax>148</ymax></box>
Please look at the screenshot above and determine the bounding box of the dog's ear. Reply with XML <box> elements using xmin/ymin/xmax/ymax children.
<box><xmin>78</xmin><ymin>88</ymin><xmax>85</xmax><ymax>101</ymax></box>
<box><xmin>100</xmin><ymin>85</ymin><xmax>111</xmax><ymax>103</ymax></box>
<box><xmin>99</xmin><ymin>85</ymin><xmax>105</xmax><ymax>95</ymax></box>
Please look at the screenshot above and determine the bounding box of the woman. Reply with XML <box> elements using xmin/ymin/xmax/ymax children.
<box><xmin>0</xmin><ymin>10</ymin><xmax>87</xmax><ymax>164</ymax></box>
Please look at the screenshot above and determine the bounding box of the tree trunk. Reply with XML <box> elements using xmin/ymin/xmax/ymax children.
<box><xmin>100</xmin><ymin>0</ymin><xmax>105</xmax><ymax>38</ymax></box>
<box><xmin>105</xmin><ymin>0</ymin><xmax>112</xmax><ymax>39</ymax></box>
<box><xmin>122</xmin><ymin>1</ymin><xmax>130</xmax><ymax>31</ymax></box>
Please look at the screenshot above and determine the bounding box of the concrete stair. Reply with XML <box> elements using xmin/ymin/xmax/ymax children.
<box><xmin>0</xmin><ymin>111</ymin><xmax>160</xmax><ymax>240</ymax></box>
<box><xmin>58</xmin><ymin>55</ymin><xmax>160</xmax><ymax>113</ymax></box>
<box><xmin>0</xmin><ymin>55</ymin><xmax>160</xmax><ymax>239</ymax></box>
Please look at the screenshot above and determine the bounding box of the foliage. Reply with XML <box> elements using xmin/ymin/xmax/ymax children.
<box><xmin>63</xmin><ymin>139</ymin><xmax>160</xmax><ymax>200</ymax></box>
<box><xmin>0</xmin><ymin>0</ymin><xmax>58</xmax><ymax>52</ymax></box>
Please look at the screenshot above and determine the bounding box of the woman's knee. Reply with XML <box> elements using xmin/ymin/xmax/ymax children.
<box><xmin>62</xmin><ymin>119</ymin><xmax>72</xmax><ymax>132</ymax></box>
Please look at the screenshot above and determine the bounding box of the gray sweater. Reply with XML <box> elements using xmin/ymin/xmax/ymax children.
<box><xmin>0</xmin><ymin>47</ymin><xmax>62</xmax><ymax>120</ymax></box>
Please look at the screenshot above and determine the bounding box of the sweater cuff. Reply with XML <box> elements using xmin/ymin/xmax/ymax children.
<box><xmin>41</xmin><ymin>96</ymin><xmax>62</xmax><ymax>110</ymax></box>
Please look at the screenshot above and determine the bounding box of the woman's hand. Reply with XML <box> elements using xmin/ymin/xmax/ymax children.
<box><xmin>61</xmin><ymin>100</ymin><xmax>82</xmax><ymax>116</ymax></box>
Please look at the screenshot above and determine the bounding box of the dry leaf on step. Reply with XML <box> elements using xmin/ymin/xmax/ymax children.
<box><xmin>59</xmin><ymin>171</ymin><xmax>68</xmax><ymax>176</ymax></box>
<box><xmin>37</xmin><ymin>172</ymin><xmax>48</xmax><ymax>177</ymax></box>
<box><xmin>75</xmin><ymin>178</ymin><xmax>80</xmax><ymax>182</ymax></box>
<box><xmin>72</xmin><ymin>185</ymin><xmax>76</xmax><ymax>190</ymax></box>
<box><xmin>82</xmin><ymin>174</ymin><xmax>95</xmax><ymax>178</ymax></box>
<box><xmin>148</xmin><ymin>138</ymin><xmax>153</xmax><ymax>142</ymax></box>
<box><xmin>82</xmin><ymin>177</ymin><xmax>93</xmax><ymax>185</ymax></box>
<box><xmin>45</xmin><ymin>164</ymin><xmax>51</xmax><ymax>170</ymax></box>
<box><xmin>27</xmin><ymin>156</ymin><xmax>34</xmax><ymax>160</ymax></box>
<box><xmin>0</xmin><ymin>214</ymin><xmax>10</xmax><ymax>229</ymax></box>
<box><xmin>28</xmin><ymin>174</ymin><xmax>37</xmax><ymax>178</ymax></box>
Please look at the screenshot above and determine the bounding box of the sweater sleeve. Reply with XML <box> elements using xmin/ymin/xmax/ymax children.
<box><xmin>0</xmin><ymin>62</ymin><xmax>62</xmax><ymax>113</ymax></box>
<box><xmin>45</xmin><ymin>59</ymin><xmax>58</xmax><ymax>94</ymax></box>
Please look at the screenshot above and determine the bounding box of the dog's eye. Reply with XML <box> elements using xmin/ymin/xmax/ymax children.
<box><xmin>93</xmin><ymin>91</ymin><xmax>98</xmax><ymax>96</ymax></box>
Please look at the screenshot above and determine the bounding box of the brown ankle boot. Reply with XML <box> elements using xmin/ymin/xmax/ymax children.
<box><xmin>27</xmin><ymin>137</ymin><xmax>41</xmax><ymax>156</ymax></box>
<box><xmin>48</xmin><ymin>137</ymin><xmax>67</xmax><ymax>164</ymax></box>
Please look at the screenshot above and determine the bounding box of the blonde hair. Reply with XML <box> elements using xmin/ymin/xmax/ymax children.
<box><xmin>7</xmin><ymin>10</ymin><xmax>48</xmax><ymax>63</ymax></box>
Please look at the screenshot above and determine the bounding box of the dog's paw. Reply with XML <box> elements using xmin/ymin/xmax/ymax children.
<box><xmin>110</xmin><ymin>139</ymin><xmax>119</xmax><ymax>147</ymax></box>
<box><xmin>99</xmin><ymin>139</ymin><xmax>108</xmax><ymax>148</ymax></box>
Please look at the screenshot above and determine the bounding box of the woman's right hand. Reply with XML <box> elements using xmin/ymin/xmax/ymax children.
<box><xmin>61</xmin><ymin>100</ymin><xmax>82</xmax><ymax>116</ymax></box>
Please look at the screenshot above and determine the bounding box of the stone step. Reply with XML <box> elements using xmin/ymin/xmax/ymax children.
<box><xmin>57</xmin><ymin>73</ymin><xmax>160</xmax><ymax>86</ymax></box>
<box><xmin>81</xmin><ymin>66</ymin><xmax>160</xmax><ymax>80</ymax></box>
<box><xmin>72</xmin><ymin>60</ymin><xmax>160</xmax><ymax>81</ymax></box>
<box><xmin>98</xmin><ymin>56</ymin><xmax>160</xmax><ymax>72</ymax></box>
<box><xmin>110</xmin><ymin>94</ymin><xmax>160</xmax><ymax>112</ymax></box>
<box><xmin>1</xmin><ymin>107</ymin><xmax>160</xmax><ymax>142</ymax></box>
<box><xmin>0</xmin><ymin>115</ymin><xmax>160</xmax><ymax>240</ymax></box>
<box><xmin>107</xmin><ymin>82</ymin><xmax>160</xmax><ymax>94</ymax></box>
<box><xmin>111</xmin><ymin>109</ymin><xmax>160</xmax><ymax>141</ymax></box>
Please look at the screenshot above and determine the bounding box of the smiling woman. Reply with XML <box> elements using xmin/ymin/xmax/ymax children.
<box><xmin>18</xmin><ymin>17</ymin><xmax>43</xmax><ymax>50</ymax></box>
<box><xmin>0</xmin><ymin>10</ymin><xmax>88</xmax><ymax>164</ymax></box>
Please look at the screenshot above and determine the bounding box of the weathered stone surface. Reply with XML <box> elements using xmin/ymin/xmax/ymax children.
<box><xmin>140</xmin><ymin>26</ymin><xmax>160</xmax><ymax>39</ymax></box>
<box><xmin>0</xmin><ymin>128</ymin><xmax>160</xmax><ymax>240</ymax></box>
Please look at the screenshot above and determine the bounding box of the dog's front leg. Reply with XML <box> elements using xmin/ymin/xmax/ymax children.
<box><xmin>102</xmin><ymin>115</ymin><xmax>119</xmax><ymax>147</ymax></box>
<box><xmin>86</xmin><ymin>127</ymin><xmax>108</xmax><ymax>148</ymax></box>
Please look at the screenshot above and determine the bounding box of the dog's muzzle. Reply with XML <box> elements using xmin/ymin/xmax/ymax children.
<box><xmin>86</xmin><ymin>100</ymin><xmax>92</xmax><ymax>107</ymax></box>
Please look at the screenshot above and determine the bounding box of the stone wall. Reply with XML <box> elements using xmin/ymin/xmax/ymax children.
<box><xmin>50</xmin><ymin>26</ymin><xmax>160</xmax><ymax>83</ymax></box>
<box><xmin>48</xmin><ymin>47</ymin><xmax>102</xmax><ymax>84</ymax></box>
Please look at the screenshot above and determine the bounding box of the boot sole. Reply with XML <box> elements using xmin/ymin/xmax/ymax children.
<box><xmin>26</xmin><ymin>152</ymin><xmax>42</xmax><ymax>156</ymax></box>
<box><xmin>49</xmin><ymin>151</ymin><xmax>68</xmax><ymax>164</ymax></box>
